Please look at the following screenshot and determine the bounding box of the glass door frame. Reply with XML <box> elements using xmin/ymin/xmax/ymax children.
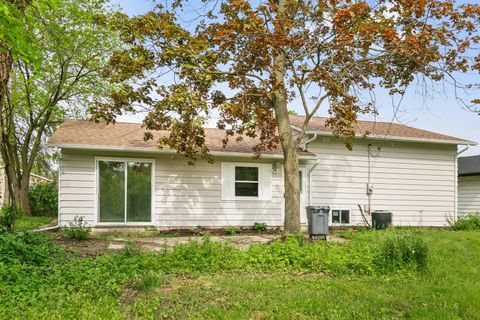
<box><xmin>95</xmin><ymin>156</ymin><xmax>155</xmax><ymax>226</ymax></box>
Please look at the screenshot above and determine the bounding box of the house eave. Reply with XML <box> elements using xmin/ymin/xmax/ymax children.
<box><xmin>47</xmin><ymin>143</ymin><xmax>318</xmax><ymax>160</ymax></box>
<box><xmin>303</xmin><ymin>130</ymin><xmax>477</xmax><ymax>146</ymax></box>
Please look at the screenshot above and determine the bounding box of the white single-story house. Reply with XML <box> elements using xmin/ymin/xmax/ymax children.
<box><xmin>458</xmin><ymin>155</ymin><xmax>480</xmax><ymax>215</ymax></box>
<box><xmin>47</xmin><ymin>116</ymin><xmax>476</xmax><ymax>228</ymax></box>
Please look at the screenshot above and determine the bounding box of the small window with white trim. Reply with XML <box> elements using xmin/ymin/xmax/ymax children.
<box><xmin>332</xmin><ymin>209</ymin><xmax>350</xmax><ymax>224</ymax></box>
<box><xmin>235</xmin><ymin>166</ymin><xmax>259</xmax><ymax>197</ymax></box>
<box><xmin>221</xmin><ymin>162</ymin><xmax>272</xmax><ymax>201</ymax></box>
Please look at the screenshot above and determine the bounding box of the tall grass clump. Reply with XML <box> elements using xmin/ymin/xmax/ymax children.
<box><xmin>449</xmin><ymin>213</ymin><xmax>480</xmax><ymax>231</ymax></box>
<box><xmin>376</xmin><ymin>231</ymin><xmax>428</xmax><ymax>272</ymax></box>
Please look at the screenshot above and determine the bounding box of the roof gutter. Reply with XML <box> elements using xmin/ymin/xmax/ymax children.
<box><xmin>457</xmin><ymin>144</ymin><xmax>472</xmax><ymax>156</ymax></box>
<box><xmin>29</xmin><ymin>172</ymin><xmax>54</xmax><ymax>183</ymax></box>
<box><xmin>47</xmin><ymin>143</ymin><xmax>318</xmax><ymax>160</ymax></box>
<box><xmin>303</xmin><ymin>130</ymin><xmax>477</xmax><ymax>146</ymax></box>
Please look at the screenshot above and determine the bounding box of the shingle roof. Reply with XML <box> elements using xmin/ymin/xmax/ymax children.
<box><xmin>49</xmin><ymin>116</ymin><xmax>474</xmax><ymax>157</ymax></box>
<box><xmin>458</xmin><ymin>155</ymin><xmax>480</xmax><ymax>176</ymax></box>
<box><xmin>289</xmin><ymin>115</ymin><xmax>474</xmax><ymax>144</ymax></box>
<box><xmin>48</xmin><ymin>119</ymin><xmax>315</xmax><ymax>158</ymax></box>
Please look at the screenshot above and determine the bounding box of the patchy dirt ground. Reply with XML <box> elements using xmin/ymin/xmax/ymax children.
<box><xmin>47</xmin><ymin>226</ymin><xmax>347</xmax><ymax>257</ymax></box>
<box><xmin>49</xmin><ymin>232</ymin><xmax>347</xmax><ymax>257</ymax></box>
<box><xmin>50</xmin><ymin>234</ymin><xmax>110</xmax><ymax>257</ymax></box>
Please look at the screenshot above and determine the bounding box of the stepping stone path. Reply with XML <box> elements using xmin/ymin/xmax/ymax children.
<box><xmin>107</xmin><ymin>234</ymin><xmax>347</xmax><ymax>252</ymax></box>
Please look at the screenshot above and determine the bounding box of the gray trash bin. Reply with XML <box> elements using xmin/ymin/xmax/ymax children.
<box><xmin>306</xmin><ymin>206</ymin><xmax>330</xmax><ymax>239</ymax></box>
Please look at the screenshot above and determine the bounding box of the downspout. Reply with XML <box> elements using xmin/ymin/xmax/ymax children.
<box><xmin>454</xmin><ymin>144</ymin><xmax>471</xmax><ymax>221</ymax></box>
<box><xmin>300</xmin><ymin>132</ymin><xmax>317</xmax><ymax>150</ymax></box>
<box><xmin>304</xmin><ymin>132</ymin><xmax>318</xmax><ymax>206</ymax></box>
<box><xmin>308</xmin><ymin>159</ymin><xmax>319</xmax><ymax>206</ymax></box>
<box><xmin>367</xmin><ymin>144</ymin><xmax>374</xmax><ymax>216</ymax></box>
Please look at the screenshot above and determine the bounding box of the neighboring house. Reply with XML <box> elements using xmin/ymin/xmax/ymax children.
<box><xmin>0</xmin><ymin>166</ymin><xmax>54</xmax><ymax>206</ymax></box>
<box><xmin>47</xmin><ymin>117</ymin><xmax>476</xmax><ymax>228</ymax></box>
<box><xmin>458</xmin><ymin>155</ymin><xmax>480</xmax><ymax>215</ymax></box>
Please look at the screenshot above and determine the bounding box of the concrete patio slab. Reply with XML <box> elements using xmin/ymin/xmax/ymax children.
<box><xmin>106</xmin><ymin>233</ymin><xmax>347</xmax><ymax>252</ymax></box>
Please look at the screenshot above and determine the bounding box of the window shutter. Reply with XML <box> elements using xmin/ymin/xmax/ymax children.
<box><xmin>221</xmin><ymin>163</ymin><xmax>234</xmax><ymax>200</ymax></box>
<box><xmin>259</xmin><ymin>164</ymin><xmax>272</xmax><ymax>200</ymax></box>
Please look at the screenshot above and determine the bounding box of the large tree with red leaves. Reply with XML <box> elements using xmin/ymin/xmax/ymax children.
<box><xmin>93</xmin><ymin>0</ymin><xmax>480</xmax><ymax>232</ymax></box>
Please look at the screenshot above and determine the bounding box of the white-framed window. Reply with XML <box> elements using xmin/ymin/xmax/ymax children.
<box><xmin>331</xmin><ymin>209</ymin><xmax>350</xmax><ymax>224</ymax></box>
<box><xmin>235</xmin><ymin>166</ymin><xmax>259</xmax><ymax>197</ymax></box>
<box><xmin>95</xmin><ymin>157</ymin><xmax>154</xmax><ymax>224</ymax></box>
<box><xmin>221</xmin><ymin>162</ymin><xmax>272</xmax><ymax>200</ymax></box>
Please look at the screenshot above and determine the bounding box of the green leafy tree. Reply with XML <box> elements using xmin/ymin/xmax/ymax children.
<box><xmin>94</xmin><ymin>0</ymin><xmax>480</xmax><ymax>232</ymax></box>
<box><xmin>1</xmin><ymin>0</ymin><xmax>121</xmax><ymax>221</ymax></box>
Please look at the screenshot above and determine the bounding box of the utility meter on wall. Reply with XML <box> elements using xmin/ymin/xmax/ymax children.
<box><xmin>366</xmin><ymin>183</ymin><xmax>374</xmax><ymax>195</ymax></box>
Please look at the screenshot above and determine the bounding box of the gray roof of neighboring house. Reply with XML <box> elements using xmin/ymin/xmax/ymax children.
<box><xmin>458</xmin><ymin>155</ymin><xmax>480</xmax><ymax>176</ymax></box>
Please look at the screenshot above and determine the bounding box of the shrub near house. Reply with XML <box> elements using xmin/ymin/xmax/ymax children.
<box><xmin>28</xmin><ymin>183</ymin><xmax>57</xmax><ymax>217</ymax></box>
<box><xmin>450</xmin><ymin>213</ymin><xmax>480</xmax><ymax>231</ymax></box>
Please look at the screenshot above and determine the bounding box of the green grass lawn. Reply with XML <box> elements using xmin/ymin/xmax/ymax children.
<box><xmin>1</xmin><ymin>229</ymin><xmax>479</xmax><ymax>319</ymax></box>
<box><xmin>126</xmin><ymin>231</ymin><xmax>480</xmax><ymax>319</ymax></box>
<box><xmin>14</xmin><ymin>215</ymin><xmax>55</xmax><ymax>231</ymax></box>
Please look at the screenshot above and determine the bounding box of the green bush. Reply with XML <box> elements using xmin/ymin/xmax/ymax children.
<box><xmin>449</xmin><ymin>213</ymin><xmax>480</xmax><ymax>231</ymax></box>
<box><xmin>63</xmin><ymin>216</ymin><xmax>91</xmax><ymax>240</ymax></box>
<box><xmin>28</xmin><ymin>183</ymin><xmax>57</xmax><ymax>217</ymax></box>
<box><xmin>122</xmin><ymin>239</ymin><xmax>143</xmax><ymax>256</ymax></box>
<box><xmin>226</xmin><ymin>226</ymin><xmax>240</xmax><ymax>235</ymax></box>
<box><xmin>252</xmin><ymin>222</ymin><xmax>268</xmax><ymax>232</ymax></box>
<box><xmin>0</xmin><ymin>231</ymin><xmax>56</xmax><ymax>265</ymax></box>
<box><xmin>0</xmin><ymin>206</ymin><xmax>14</xmax><ymax>231</ymax></box>
<box><xmin>156</xmin><ymin>235</ymin><xmax>244</xmax><ymax>273</ymax></box>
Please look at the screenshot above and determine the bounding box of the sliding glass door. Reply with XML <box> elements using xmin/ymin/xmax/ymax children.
<box><xmin>98</xmin><ymin>159</ymin><xmax>153</xmax><ymax>223</ymax></box>
<box><xmin>99</xmin><ymin>161</ymin><xmax>125</xmax><ymax>222</ymax></box>
<box><xmin>127</xmin><ymin>162</ymin><xmax>152</xmax><ymax>222</ymax></box>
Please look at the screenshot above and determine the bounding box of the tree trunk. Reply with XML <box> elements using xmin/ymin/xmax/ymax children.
<box><xmin>3</xmin><ymin>159</ymin><xmax>32</xmax><ymax>217</ymax></box>
<box><xmin>271</xmin><ymin>0</ymin><xmax>301</xmax><ymax>233</ymax></box>
<box><xmin>273</xmin><ymin>76</ymin><xmax>301</xmax><ymax>233</ymax></box>
<box><xmin>18</xmin><ymin>187</ymin><xmax>31</xmax><ymax>216</ymax></box>
<box><xmin>0</xmin><ymin>51</ymin><xmax>16</xmax><ymax>227</ymax></box>
<box><xmin>0</xmin><ymin>1</ymin><xmax>33</xmax><ymax>226</ymax></box>
<box><xmin>282</xmin><ymin>145</ymin><xmax>301</xmax><ymax>233</ymax></box>
<box><xmin>19</xmin><ymin>173</ymin><xmax>31</xmax><ymax>215</ymax></box>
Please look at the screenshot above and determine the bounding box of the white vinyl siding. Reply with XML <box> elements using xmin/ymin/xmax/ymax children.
<box><xmin>59</xmin><ymin>149</ymin><xmax>283</xmax><ymax>227</ymax></box>
<box><xmin>58</xmin><ymin>136</ymin><xmax>458</xmax><ymax>228</ymax></box>
<box><xmin>458</xmin><ymin>176</ymin><xmax>480</xmax><ymax>215</ymax></box>
<box><xmin>59</xmin><ymin>152</ymin><xmax>96</xmax><ymax>226</ymax></box>
<box><xmin>156</xmin><ymin>160</ymin><xmax>279</xmax><ymax>226</ymax></box>
<box><xmin>308</xmin><ymin>138</ymin><xmax>457</xmax><ymax>227</ymax></box>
